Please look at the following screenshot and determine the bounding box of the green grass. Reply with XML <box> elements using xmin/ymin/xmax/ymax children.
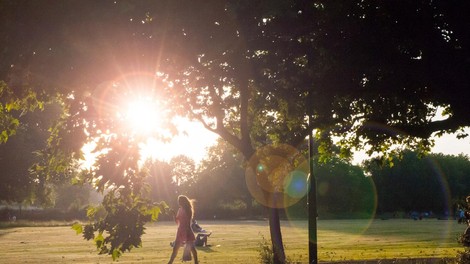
<box><xmin>0</xmin><ymin>219</ymin><xmax>465</xmax><ymax>263</ymax></box>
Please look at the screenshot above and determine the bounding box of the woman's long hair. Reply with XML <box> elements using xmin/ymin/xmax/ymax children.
<box><xmin>178</xmin><ymin>195</ymin><xmax>194</xmax><ymax>219</ymax></box>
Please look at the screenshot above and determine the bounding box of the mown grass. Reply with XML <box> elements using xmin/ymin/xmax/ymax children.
<box><xmin>0</xmin><ymin>219</ymin><xmax>465</xmax><ymax>263</ymax></box>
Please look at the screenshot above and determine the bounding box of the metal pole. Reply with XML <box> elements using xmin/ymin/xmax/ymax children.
<box><xmin>308</xmin><ymin>116</ymin><xmax>318</xmax><ymax>264</ymax></box>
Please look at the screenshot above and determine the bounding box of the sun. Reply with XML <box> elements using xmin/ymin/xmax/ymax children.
<box><xmin>123</xmin><ymin>97</ymin><xmax>164</xmax><ymax>135</ymax></box>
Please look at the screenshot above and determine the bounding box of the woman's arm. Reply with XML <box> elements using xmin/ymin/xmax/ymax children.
<box><xmin>175</xmin><ymin>208</ymin><xmax>183</xmax><ymax>224</ymax></box>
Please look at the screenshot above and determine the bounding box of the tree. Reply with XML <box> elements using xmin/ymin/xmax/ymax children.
<box><xmin>195</xmin><ymin>139</ymin><xmax>255</xmax><ymax>218</ymax></box>
<box><xmin>144</xmin><ymin>159</ymin><xmax>176</xmax><ymax>205</ymax></box>
<box><xmin>368</xmin><ymin>151</ymin><xmax>470</xmax><ymax>215</ymax></box>
<box><xmin>169</xmin><ymin>155</ymin><xmax>196</xmax><ymax>194</ymax></box>
<box><xmin>150</xmin><ymin>2</ymin><xmax>470</xmax><ymax>261</ymax></box>
<box><xmin>433</xmin><ymin>154</ymin><xmax>470</xmax><ymax>204</ymax></box>
<box><xmin>0</xmin><ymin>95</ymin><xmax>62</xmax><ymax>205</ymax></box>
<box><xmin>1</xmin><ymin>1</ymin><xmax>470</xmax><ymax>262</ymax></box>
<box><xmin>315</xmin><ymin>158</ymin><xmax>374</xmax><ymax>217</ymax></box>
<box><xmin>54</xmin><ymin>183</ymin><xmax>93</xmax><ymax>212</ymax></box>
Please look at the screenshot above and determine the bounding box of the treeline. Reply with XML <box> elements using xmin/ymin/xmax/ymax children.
<box><xmin>3</xmin><ymin>147</ymin><xmax>470</xmax><ymax>221</ymax></box>
<box><xmin>145</xmin><ymin>144</ymin><xmax>470</xmax><ymax>220</ymax></box>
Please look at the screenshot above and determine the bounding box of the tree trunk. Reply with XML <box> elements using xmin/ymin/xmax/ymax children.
<box><xmin>268</xmin><ymin>207</ymin><xmax>286</xmax><ymax>264</ymax></box>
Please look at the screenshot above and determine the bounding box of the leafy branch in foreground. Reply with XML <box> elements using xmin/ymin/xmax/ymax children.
<box><xmin>72</xmin><ymin>188</ymin><xmax>168</xmax><ymax>260</ymax></box>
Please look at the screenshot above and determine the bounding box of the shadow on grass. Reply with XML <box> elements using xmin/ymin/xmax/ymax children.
<box><xmin>196</xmin><ymin>245</ymin><xmax>217</xmax><ymax>253</ymax></box>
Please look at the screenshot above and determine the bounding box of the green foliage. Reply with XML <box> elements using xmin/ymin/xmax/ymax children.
<box><xmin>71</xmin><ymin>222</ymin><xmax>82</xmax><ymax>235</ymax></box>
<box><xmin>0</xmin><ymin>87</ymin><xmax>62</xmax><ymax>205</ymax></box>
<box><xmin>367</xmin><ymin>151</ymin><xmax>470</xmax><ymax>214</ymax></box>
<box><xmin>195</xmin><ymin>139</ymin><xmax>258</xmax><ymax>218</ymax></box>
<box><xmin>315</xmin><ymin>157</ymin><xmax>373</xmax><ymax>216</ymax></box>
<box><xmin>169</xmin><ymin>155</ymin><xmax>196</xmax><ymax>192</ymax></box>
<box><xmin>75</xmin><ymin>187</ymin><xmax>167</xmax><ymax>258</ymax></box>
<box><xmin>258</xmin><ymin>234</ymin><xmax>274</xmax><ymax>264</ymax></box>
<box><xmin>258</xmin><ymin>233</ymin><xmax>304</xmax><ymax>264</ymax></box>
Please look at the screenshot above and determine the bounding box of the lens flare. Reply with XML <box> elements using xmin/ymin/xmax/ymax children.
<box><xmin>284</xmin><ymin>170</ymin><xmax>308</xmax><ymax>199</ymax></box>
<box><xmin>245</xmin><ymin>144</ymin><xmax>308</xmax><ymax>208</ymax></box>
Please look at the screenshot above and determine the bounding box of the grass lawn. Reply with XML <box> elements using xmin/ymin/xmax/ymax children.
<box><xmin>0</xmin><ymin>219</ymin><xmax>465</xmax><ymax>263</ymax></box>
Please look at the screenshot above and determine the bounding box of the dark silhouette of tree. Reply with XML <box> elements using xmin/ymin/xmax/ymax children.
<box><xmin>367</xmin><ymin>151</ymin><xmax>470</xmax><ymax>215</ymax></box>
<box><xmin>315</xmin><ymin>158</ymin><xmax>373</xmax><ymax>217</ymax></box>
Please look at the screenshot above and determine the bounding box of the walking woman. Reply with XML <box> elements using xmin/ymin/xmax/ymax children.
<box><xmin>168</xmin><ymin>195</ymin><xmax>198</xmax><ymax>264</ymax></box>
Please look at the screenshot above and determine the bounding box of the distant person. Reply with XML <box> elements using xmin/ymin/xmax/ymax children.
<box><xmin>459</xmin><ymin>208</ymin><xmax>465</xmax><ymax>224</ymax></box>
<box><xmin>192</xmin><ymin>219</ymin><xmax>204</xmax><ymax>233</ymax></box>
<box><xmin>191</xmin><ymin>219</ymin><xmax>212</xmax><ymax>247</ymax></box>
<box><xmin>168</xmin><ymin>195</ymin><xmax>198</xmax><ymax>264</ymax></box>
<box><xmin>195</xmin><ymin>233</ymin><xmax>212</xmax><ymax>247</ymax></box>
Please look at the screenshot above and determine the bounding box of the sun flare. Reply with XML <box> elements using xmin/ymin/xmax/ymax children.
<box><xmin>124</xmin><ymin>97</ymin><xmax>163</xmax><ymax>135</ymax></box>
<box><xmin>83</xmin><ymin>73</ymin><xmax>220</xmax><ymax>168</ymax></box>
<box><xmin>122</xmin><ymin>97</ymin><xmax>219</xmax><ymax>164</ymax></box>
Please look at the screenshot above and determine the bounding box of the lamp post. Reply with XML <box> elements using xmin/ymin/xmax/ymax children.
<box><xmin>308</xmin><ymin>114</ymin><xmax>318</xmax><ymax>264</ymax></box>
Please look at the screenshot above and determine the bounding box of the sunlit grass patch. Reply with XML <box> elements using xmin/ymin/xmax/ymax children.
<box><xmin>0</xmin><ymin>219</ymin><xmax>465</xmax><ymax>263</ymax></box>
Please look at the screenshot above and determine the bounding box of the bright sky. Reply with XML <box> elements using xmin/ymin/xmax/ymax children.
<box><xmin>431</xmin><ymin>129</ymin><xmax>470</xmax><ymax>157</ymax></box>
<box><xmin>145</xmin><ymin>123</ymin><xmax>470</xmax><ymax>166</ymax></box>
<box><xmin>140</xmin><ymin>119</ymin><xmax>219</xmax><ymax>164</ymax></box>
<box><xmin>352</xmin><ymin>129</ymin><xmax>470</xmax><ymax>165</ymax></box>
<box><xmin>82</xmin><ymin>120</ymin><xmax>469</xmax><ymax>168</ymax></box>
<box><xmin>142</xmin><ymin>117</ymin><xmax>470</xmax><ymax>165</ymax></box>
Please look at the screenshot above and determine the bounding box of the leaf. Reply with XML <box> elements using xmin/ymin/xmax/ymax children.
<box><xmin>5</xmin><ymin>101</ymin><xmax>18</xmax><ymax>112</ymax></box>
<box><xmin>9</xmin><ymin>118</ymin><xmax>19</xmax><ymax>128</ymax></box>
<box><xmin>83</xmin><ymin>224</ymin><xmax>95</xmax><ymax>240</ymax></box>
<box><xmin>71</xmin><ymin>222</ymin><xmax>83</xmax><ymax>235</ymax></box>
<box><xmin>87</xmin><ymin>206</ymin><xmax>97</xmax><ymax>218</ymax></box>
<box><xmin>148</xmin><ymin>206</ymin><xmax>161</xmax><ymax>221</ymax></box>
<box><xmin>1</xmin><ymin>130</ymin><xmax>8</xmax><ymax>142</ymax></box>
<box><xmin>94</xmin><ymin>232</ymin><xmax>104</xmax><ymax>249</ymax></box>
<box><xmin>112</xmin><ymin>249</ymin><xmax>122</xmax><ymax>261</ymax></box>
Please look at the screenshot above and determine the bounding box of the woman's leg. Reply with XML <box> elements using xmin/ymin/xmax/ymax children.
<box><xmin>190</xmin><ymin>243</ymin><xmax>198</xmax><ymax>264</ymax></box>
<box><xmin>168</xmin><ymin>242</ymin><xmax>181</xmax><ymax>264</ymax></box>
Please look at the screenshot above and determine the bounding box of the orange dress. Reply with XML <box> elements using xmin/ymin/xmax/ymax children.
<box><xmin>175</xmin><ymin>208</ymin><xmax>196</xmax><ymax>243</ymax></box>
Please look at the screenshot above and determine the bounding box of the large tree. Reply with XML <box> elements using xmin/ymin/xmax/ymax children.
<box><xmin>1</xmin><ymin>0</ymin><xmax>470</xmax><ymax>262</ymax></box>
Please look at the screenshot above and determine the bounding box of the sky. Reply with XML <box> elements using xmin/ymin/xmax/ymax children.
<box><xmin>140</xmin><ymin>119</ymin><xmax>219</xmax><ymax>164</ymax></box>
<box><xmin>431</xmin><ymin>130</ymin><xmax>470</xmax><ymax>157</ymax></box>
<box><xmin>352</xmin><ymin>129</ymin><xmax>470</xmax><ymax>165</ymax></box>
<box><xmin>145</xmin><ymin>120</ymin><xmax>470</xmax><ymax>166</ymax></box>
